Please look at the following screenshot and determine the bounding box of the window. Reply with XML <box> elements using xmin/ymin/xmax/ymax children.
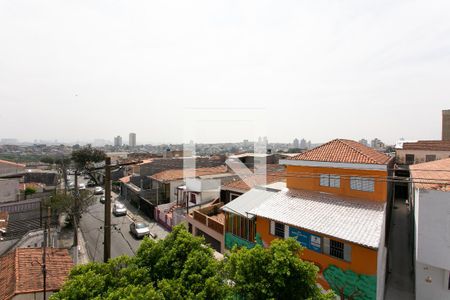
<box><xmin>320</xmin><ymin>174</ymin><xmax>340</xmax><ymax>188</ymax></box>
<box><xmin>329</xmin><ymin>240</ymin><xmax>344</xmax><ymax>259</ymax></box>
<box><xmin>270</xmin><ymin>220</ymin><xmax>285</xmax><ymax>238</ymax></box>
<box><xmin>230</xmin><ymin>193</ymin><xmax>240</xmax><ymax>202</ymax></box>
<box><xmin>324</xmin><ymin>238</ymin><xmax>351</xmax><ymax>262</ymax></box>
<box><xmin>425</xmin><ymin>154</ymin><xmax>436</xmax><ymax>162</ymax></box>
<box><xmin>405</xmin><ymin>154</ymin><xmax>415</xmax><ymax>165</ymax></box>
<box><xmin>350</xmin><ymin>177</ymin><xmax>375</xmax><ymax>192</ymax></box>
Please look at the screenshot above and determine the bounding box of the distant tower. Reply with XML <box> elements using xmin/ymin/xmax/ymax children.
<box><xmin>293</xmin><ymin>138</ymin><xmax>299</xmax><ymax>148</ymax></box>
<box><xmin>114</xmin><ymin>136</ymin><xmax>122</xmax><ymax>147</ymax></box>
<box><xmin>300</xmin><ymin>138</ymin><xmax>307</xmax><ymax>149</ymax></box>
<box><xmin>443</xmin><ymin>109</ymin><xmax>450</xmax><ymax>141</ymax></box>
<box><xmin>359</xmin><ymin>139</ymin><xmax>368</xmax><ymax>147</ymax></box>
<box><xmin>129</xmin><ymin>132</ymin><xmax>136</xmax><ymax>147</ymax></box>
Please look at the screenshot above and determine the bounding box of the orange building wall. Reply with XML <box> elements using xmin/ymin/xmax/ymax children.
<box><xmin>256</xmin><ymin>216</ymin><xmax>378</xmax><ymax>289</ymax></box>
<box><xmin>286</xmin><ymin>165</ymin><xmax>388</xmax><ymax>202</ymax></box>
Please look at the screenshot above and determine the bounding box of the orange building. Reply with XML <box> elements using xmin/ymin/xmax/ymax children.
<box><xmin>250</xmin><ymin>139</ymin><xmax>394</xmax><ymax>300</ymax></box>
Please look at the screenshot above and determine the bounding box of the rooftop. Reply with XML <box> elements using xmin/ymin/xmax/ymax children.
<box><xmin>221</xmin><ymin>172</ymin><xmax>286</xmax><ymax>192</ymax></box>
<box><xmin>0</xmin><ymin>248</ymin><xmax>73</xmax><ymax>300</ymax></box>
<box><xmin>0</xmin><ymin>160</ymin><xmax>26</xmax><ymax>168</ymax></box>
<box><xmin>150</xmin><ymin>165</ymin><xmax>228</xmax><ymax>182</ymax></box>
<box><xmin>410</xmin><ymin>158</ymin><xmax>450</xmax><ymax>191</ymax></box>
<box><xmin>398</xmin><ymin>140</ymin><xmax>450</xmax><ymax>151</ymax></box>
<box><xmin>287</xmin><ymin>139</ymin><xmax>392</xmax><ymax>165</ymax></box>
<box><xmin>222</xmin><ymin>186</ymin><xmax>282</xmax><ymax>218</ymax></box>
<box><xmin>250</xmin><ymin>189</ymin><xmax>385</xmax><ymax>248</ymax></box>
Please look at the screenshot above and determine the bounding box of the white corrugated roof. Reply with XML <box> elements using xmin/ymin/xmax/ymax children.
<box><xmin>250</xmin><ymin>189</ymin><xmax>385</xmax><ymax>249</ymax></box>
<box><xmin>222</xmin><ymin>187</ymin><xmax>279</xmax><ymax>218</ymax></box>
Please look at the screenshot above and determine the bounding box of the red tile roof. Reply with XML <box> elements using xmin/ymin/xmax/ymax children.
<box><xmin>410</xmin><ymin>158</ymin><xmax>450</xmax><ymax>191</ymax></box>
<box><xmin>150</xmin><ymin>165</ymin><xmax>229</xmax><ymax>182</ymax></box>
<box><xmin>288</xmin><ymin>139</ymin><xmax>392</xmax><ymax>165</ymax></box>
<box><xmin>401</xmin><ymin>140</ymin><xmax>450</xmax><ymax>151</ymax></box>
<box><xmin>119</xmin><ymin>175</ymin><xmax>131</xmax><ymax>183</ymax></box>
<box><xmin>0</xmin><ymin>160</ymin><xmax>26</xmax><ymax>168</ymax></box>
<box><xmin>0</xmin><ymin>248</ymin><xmax>73</xmax><ymax>300</ymax></box>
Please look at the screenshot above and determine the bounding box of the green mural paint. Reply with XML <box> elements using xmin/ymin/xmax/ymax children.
<box><xmin>323</xmin><ymin>265</ymin><xmax>376</xmax><ymax>300</ymax></box>
<box><xmin>225</xmin><ymin>232</ymin><xmax>263</xmax><ymax>250</ymax></box>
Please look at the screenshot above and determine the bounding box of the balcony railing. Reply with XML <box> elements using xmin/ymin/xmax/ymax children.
<box><xmin>191</xmin><ymin>203</ymin><xmax>225</xmax><ymax>234</ymax></box>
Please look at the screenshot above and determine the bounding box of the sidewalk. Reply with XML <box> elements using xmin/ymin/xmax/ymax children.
<box><xmin>57</xmin><ymin>221</ymin><xmax>90</xmax><ymax>265</ymax></box>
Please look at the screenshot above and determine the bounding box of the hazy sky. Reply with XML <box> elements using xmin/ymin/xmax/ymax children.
<box><xmin>1</xmin><ymin>0</ymin><xmax>449</xmax><ymax>145</ymax></box>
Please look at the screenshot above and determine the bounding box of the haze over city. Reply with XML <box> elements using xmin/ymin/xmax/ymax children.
<box><xmin>1</xmin><ymin>0</ymin><xmax>449</xmax><ymax>144</ymax></box>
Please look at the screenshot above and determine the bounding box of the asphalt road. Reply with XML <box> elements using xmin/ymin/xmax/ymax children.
<box><xmin>69</xmin><ymin>174</ymin><xmax>144</xmax><ymax>262</ymax></box>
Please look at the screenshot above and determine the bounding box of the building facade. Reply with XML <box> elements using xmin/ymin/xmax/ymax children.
<box><xmin>251</xmin><ymin>139</ymin><xmax>394</xmax><ymax>299</ymax></box>
<box><xmin>442</xmin><ymin>109</ymin><xmax>450</xmax><ymax>141</ymax></box>
<box><xmin>129</xmin><ymin>132</ymin><xmax>136</xmax><ymax>147</ymax></box>
<box><xmin>396</xmin><ymin>140</ymin><xmax>450</xmax><ymax>165</ymax></box>
<box><xmin>410</xmin><ymin>159</ymin><xmax>450</xmax><ymax>299</ymax></box>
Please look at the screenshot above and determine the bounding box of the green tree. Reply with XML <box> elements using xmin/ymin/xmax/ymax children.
<box><xmin>224</xmin><ymin>238</ymin><xmax>335</xmax><ymax>300</ymax></box>
<box><xmin>71</xmin><ymin>144</ymin><xmax>106</xmax><ymax>170</ymax></box>
<box><xmin>51</xmin><ymin>226</ymin><xmax>230</xmax><ymax>300</ymax></box>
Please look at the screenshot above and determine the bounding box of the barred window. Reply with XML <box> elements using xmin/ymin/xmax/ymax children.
<box><xmin>329</xmin><ymin>239</ymin><xmax>344</xmax><ymax>259</ymax></box>
<box><xmin>274</xmin><ymin>222</ymin><xmax>285</xmax><ymax>238</ymax></box>
<box><xmin>350</xmin><ymin>177</ymin><xmax>375</xmax><ymax>192</ymax></box>
<box><xmin>320</xmin><ymin>174</ymin><xmax>340</xmax><ymax>188</ymax></box>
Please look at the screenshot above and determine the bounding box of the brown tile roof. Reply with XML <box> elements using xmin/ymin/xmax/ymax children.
<box><xmin>222</xmin><ymin>172</ymin><xmax>286</xmax><ymax>192</ymax></box>
<box><xmin>150</xmin><ymin>165</ymin><xmax>228</xmax><ymax>182</ymax></box>
<box><xmin>288</xmin><ymin>139</ymin><xmax>392</xmax><ymax>165</ymax></box>
<box><xmin>119</xmin><ymin>175</ymin><xmax>131</xmax><ymax>183</ymax></box>
<box><xmin>401</xmin><ymin>140</ymin><xmax>450</xmax><ymax>151</ymax></box>
<box><xmin>0</xmin><ymin>248</ymin><xmax>73</xmax><ymax>300</ymax></box>
<box><xmin>410</xmin><ymin>158</ymin><xmax>450</xmax><ymax>191</ymax></box>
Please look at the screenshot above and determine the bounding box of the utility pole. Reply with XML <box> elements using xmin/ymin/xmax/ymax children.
<box><xmin>104</xmin><ymin>157</ymin><xmax>111</xmax><ymax>263</ymax></box>
<box><xmin>73</xmin><ymin>170</ymin><xmax>79</xmax><ymax>264</ymax></box>
<box><xmin>42</xmin><ymin>216</ymin><xmax>48</xmax><ymax>300</ymax></box>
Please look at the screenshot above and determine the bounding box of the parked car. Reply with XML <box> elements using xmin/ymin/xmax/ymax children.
<box><xmin>113</xmin><ymin>202</ymin><xmax>127</xmax><ymax>216</ymax></box>
<box><xmin>78</xmin><ymin>183</ymin><xmax>86</xmax><ymax>190</ymax></box>
<box><xmin>86</xmin><ymin>180</ymin><xmax>96</xmax><ymax>187</ymax></box>
<box><xmin>99</xmin><ymin>195</ymin><xmax>106</xmax><ymax>204</ymax></box>
<box><xmin>94</xmin><ymin>186</ymin><xmax>104</xmax><ymax>195</ymax></box>
<box><xmin>129</xmin><ymin>222</ymin><xmax>150</xmax><ymax>239</ymax></box>
<box><xmin>83</xmin><ymin>174</ymin><xmax>91</xmax><ymax>180</ymax></box>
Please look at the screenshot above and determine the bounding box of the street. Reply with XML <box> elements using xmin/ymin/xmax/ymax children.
<box><xmin>70</xmin><ymin>175</ymin><xmax>169</xmax><ymax>262</ymax></box>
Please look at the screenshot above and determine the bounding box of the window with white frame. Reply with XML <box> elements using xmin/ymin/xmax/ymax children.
<box><xmin>320</xmin><ymin>174</ymin><xmax>340</xmax><ymax>188</ymax></box>
<box><xmin>270</xmin><ymin>220</ymin><xmax>285</xmax><ymax>238</ymax></box>
<box><xmin>350</xmin><ymin>176</ymin><xmax>375</xmax><ymax>192</ymax></box>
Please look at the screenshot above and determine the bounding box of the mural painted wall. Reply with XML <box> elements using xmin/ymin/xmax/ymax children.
<box><xmin>323</xmin><ymin>265</ymin><xmax>376</xmax><ymax>300</ymax></box>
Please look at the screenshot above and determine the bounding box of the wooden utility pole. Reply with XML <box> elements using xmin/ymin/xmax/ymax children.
<box><xmin>104</xmin><ymin>157</ymin><xmax>111</xmax><ymax>262</ymax></box>
<box><xmin>42</xmin><ymin>218</ymin><xmax>47</xmax><ymax>300</ymax></box>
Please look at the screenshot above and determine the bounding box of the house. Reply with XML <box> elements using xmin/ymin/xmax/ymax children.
<box><xmin>0</xmin><ymin>211</ymin><xmax>8</xmax><ymax>240</ymax></box>
<box><xmin>396</xmin><ymin>140</ymin><xmax>450</xmax><ymax>165</ymax></box>
<box><xmin>221</xmin><ymin>182</ymin><xmax>285</xmax><ymax>251</ymax></box>
<box><xmin>153</xmin><ymin>166</ymin><xmax>235</xmax><ymax>229</ymax></box>
<box><xmin>0</xmin><ymin>160</ymin><xmax>25</xmax><ymax>177</ymax></box>
<box><xmin>220</xmin><ymin>164</ymin><xmax>285</xmax><ymax>202</ymax></box>
<box><xmin>410</xmin><ymin>158</ymin><xmax>450</xmax><ymax>299</ymax></box>
<box><xmin>248</xmin><ymin>139</ymin><xmax>394</xmax><ymax>299</ymax></box>
<box><xmin>0</xmin><ymin>248</ymin><xmax>73</xmax><ymax>300</ymax></box>
<box><xmin>0</xmin><ymin>179</ymin><xmax>19</xmax><ymax>203</ymax></box>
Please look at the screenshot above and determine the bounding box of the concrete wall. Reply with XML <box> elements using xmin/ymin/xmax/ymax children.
<box><xmin>415</xmin><ymin>261</ymin><xmax>450</xmax><ymax>300</ymax></box>
<box><xmin>415</xmin><ymin>189</ymin><xmax>450</xmax><ymax>270</ymax></box>
<box><xmin>0</xmin><ymin>179</ymin><xmax>19</xmax><ymax>203</ymax></box>
<box><xmin>0</xmin><ymin>161</ymin><xmax>25</xmax><ymax>176</ymax></box>
<box><xmin>376</xmin><ymin>209</ymin><xmax>388</xmax><ymax>300</ymax></box>
<box><xmin>397</xmin><ymin>149</ymin><xmax>450</xmax><ymax>165</ymax></box>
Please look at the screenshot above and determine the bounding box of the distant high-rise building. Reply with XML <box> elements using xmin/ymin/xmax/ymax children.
<box><xmin>371</xmin><ymin>138</ymin><xmax>384</xmax><ymax>149</ymax></box>
<box><xmin>300</xmin><ymin>138</ymin><xmax>307</xmax><ymax>149</ymax></box>
<box><xmin>114</xmin><ymin>135</ymin><xmax>122</xmax><ymax>147</ymax></box>
<box><xmin>359</xmin><ymin>139</ymin><xmax>368</xmax><ymax>147</ymax></box>
<box><xmin>443</xmin><ymin>109</ymin><xmax>450</xmax><ymax>141</ymax></box>
<box><xmin>129</xmin><ymin>133</ymin><xmax>136</xmax><ymax>147</ymax></box>
<box><xmin>293</xmin><ymin>138</ymin><xmax>299</xmax><ymax>148</ymax></box>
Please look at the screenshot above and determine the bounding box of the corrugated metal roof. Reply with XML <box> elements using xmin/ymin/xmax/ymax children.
<box><xmin>222</xmin><ymin>187</ymin><xmax>279</xmax><ymax>218</ymax></box>
<box><xmin>250</xmin><ymin>189</ymin><xmax>385</xmax><ymax>248</ymax></box>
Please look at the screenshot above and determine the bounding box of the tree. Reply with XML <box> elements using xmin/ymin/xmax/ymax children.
<box><xmin>224</xmin><ymin>238</ymin><xmax>335</xmax><ymax>300</ymax></box>
<box><xmin>52</xmin><ymin>226</ymin><xmax>335</xmax><ymax>300</ymax></box>
<box><xmin>24</xmin><ymin>186</ymin><xmax>36</xmax><ymax>196</ymax></box>
<box><xmin>51</xmin><ymin>226</ymin><xmax>230</xmax><ymax>300</ymax></box>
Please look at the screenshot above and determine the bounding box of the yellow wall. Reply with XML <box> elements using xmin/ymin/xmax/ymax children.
<box><xmin>256</xmin><ymin>216</ymin><xmax>378</xmax><ymax>289</ymax></box>
<box><xmin>286</xmin><ymin>165</ymin><xmax>388</xmax><ymax>202</ymax></box>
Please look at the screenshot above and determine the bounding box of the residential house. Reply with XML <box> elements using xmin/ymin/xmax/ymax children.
<box><xmin>0</xmin><ymin>160</ymin><xmax>25</xmax><ymax>177</ymax></box>
<box><xmin>248</xmin><ymin>139</ymin><xmax>394</xmax><ymax>299</ymax></box>
<box><xmin>0</xmin><ymin>179</ymin><xmax>19</xmax><ymax>203</ymax></box>
<box><xmin>410</xmin><ymin>158</ymin><xmax>450</xmax><ymax>299</ymax></box>
<box><xmin>396</xmin><ymin>140</ymin><xmax>450</xmax><ymax>165</ymax></box>
<box><xmin>0</xmin><ymin>248</ymin><xmax>73</xmax><ymax>300</ymax></box>
<box><xmin>153</xmin><ymin>166</ymin><xmax>235</xmax><ymax>229</ymax></box>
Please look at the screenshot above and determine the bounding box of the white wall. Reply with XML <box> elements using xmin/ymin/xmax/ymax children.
<box><xmin>376</xmin><ymin>207</ymin><xmax>387</xmax><ymax>300</ymax></box>
<box><xmin>415</xmin><ymin>189</ymin><xmax>450</xmax><ymax>270</ymax></box>
<box><xmin>169</xmin><ymin>180</ymin><xmax>185</xmax><ymax>202</ymax></box>
<box><xmin>0</xmin><ymin>178</ymin><xmax>19</xmax><ymax>203</ymax></box>
<box><xmin>415</xmin><ymin>261</ymin><xmax>450</xmax><ymax>300</ymax></box>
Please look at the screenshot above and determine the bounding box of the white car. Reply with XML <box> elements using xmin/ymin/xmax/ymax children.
<box><xmin>78</xmin><ymin>183</ymin><xmax>86</xmax><ymax>190</ymax></box>
<box><xmin>94</xmin><ymin>187</ymin><xmax>104</xmax><ymax>195</ymax></box>
<box><xmin>113</xmin><ymin>202</ymin><xmax>127</xmax><ymax>216</ymax></box>
<box><xmin>129</xmin><ymin>222</ymin><xmax>150</xmax><ymax>239</ymax></box>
